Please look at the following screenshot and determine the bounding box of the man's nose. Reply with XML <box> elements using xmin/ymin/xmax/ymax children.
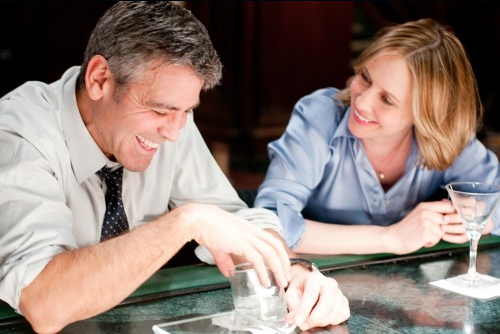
<box><xmin>158</xmin><ymin>111</ymin><xmax>186</xmax><ymax>141</ymax></box>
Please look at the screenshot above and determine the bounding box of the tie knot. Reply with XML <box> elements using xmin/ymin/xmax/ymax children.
<box><xmin>96</xmin><ymin>166</ymin><xmax>124</xmax><ymax>181</ymax></box>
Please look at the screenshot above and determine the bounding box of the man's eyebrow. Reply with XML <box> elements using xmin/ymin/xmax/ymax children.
<box><xmin>189</xmin><ymin>102</ymin><xmax>200</xmax><ymax>110</ymax></box>
<box><xmin>145</xmin><ymin>100</ymin><xmax>200</xmax><ymax>111</ymax></box>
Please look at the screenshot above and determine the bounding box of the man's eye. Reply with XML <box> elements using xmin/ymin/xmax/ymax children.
<box><xmin>152</xmin><ymin>109</ymin><xmax>170</xmax><ymax>116</ymax></box>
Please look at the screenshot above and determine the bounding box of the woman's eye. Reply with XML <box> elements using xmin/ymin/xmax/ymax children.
<box><xmin>381</xmin><ymin>95</ymin><xmax>392</xmax><ymax>106</ymax></box>
<box><xmin>361</xmin><ymin>71</ymin><xmax>370</xmax><ymax>83</ymax></box>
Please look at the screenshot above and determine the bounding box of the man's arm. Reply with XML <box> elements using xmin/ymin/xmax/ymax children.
<box><xmin>20</xmin><ymin>206</ymin><xmax>189</xmax><ymax>334</ymax></box>
<box><xmin>20</xmin><ymin>203</ymin><xmax>290</xmax><ymax>334</ymax></box>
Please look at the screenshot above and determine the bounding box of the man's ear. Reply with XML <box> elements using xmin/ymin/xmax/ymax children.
<box><xmin>85</xmin><ymin>55</ymin><xmax>113</xmax><ymax>101</ymax></box>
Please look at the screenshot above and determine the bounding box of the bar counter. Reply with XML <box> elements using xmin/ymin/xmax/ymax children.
<box><xmin>1</xmin><ymin>236</ymin><xmax>499</xmax><ymax>333</ymax></box>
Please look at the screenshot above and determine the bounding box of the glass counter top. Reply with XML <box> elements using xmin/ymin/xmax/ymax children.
<box><xmin>1</xmin><ymin>241</ymin><xmax>499</xmax><ymax>333</ymax></box>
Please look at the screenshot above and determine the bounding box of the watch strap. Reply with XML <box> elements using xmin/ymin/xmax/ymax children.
<box><xmin>289</xmin><ymin>258</ymin><xmax>319</xmax><ymax>272</ymax></box>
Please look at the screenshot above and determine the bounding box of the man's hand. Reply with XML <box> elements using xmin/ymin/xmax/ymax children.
<box><xmin>184</xmin><ymin>203</ymin><xmax>290</xmax><ymax>287</ymax></box>
<box><xmin>285</xmin><ymin>266</ymin><xmax>350</xmax><ymax>330</ymax></box>
<box><xmin>188</xmin><ymin>207</ymin><xmax>350</xmax><ymax>330</ymax></box>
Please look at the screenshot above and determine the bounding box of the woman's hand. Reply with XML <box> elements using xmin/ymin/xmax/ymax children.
<box><xmin>386</xmin><ymin>200</ymin><xmax>455</xmax><ymax>254</ymax></box>
<box><xmin>441</xmin><ymin>212</ymin><xmax>494</xmax><ymax>243</ymax></box>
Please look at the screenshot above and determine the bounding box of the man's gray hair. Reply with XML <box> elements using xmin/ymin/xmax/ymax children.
<box><xmin>78</xmin><ymin>1</ymin><xmax>222</xmax><ymax>91</ymax></box>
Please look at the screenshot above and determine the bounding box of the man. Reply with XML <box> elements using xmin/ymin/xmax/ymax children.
<box><xmin>0</xmin><ymin>2</ymin><xmax>349</xmax><ymax>333</ymax></box>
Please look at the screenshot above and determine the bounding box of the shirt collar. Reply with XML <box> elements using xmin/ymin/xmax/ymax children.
<box><xmin>61</xmin><ymin>67</ymin><xmax>109</xmax><ymax>184</ymax></box>
<box><xmin>329</xmin><ymin>106</ymin><xmax>355</xmax><ymax>146</ymax></box>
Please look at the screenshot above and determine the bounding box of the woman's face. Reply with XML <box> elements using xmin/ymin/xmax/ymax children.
<box><xmin>348</xmin><ymin>53</ymin><xmax>414</xmax><ymax>144</ymax></box>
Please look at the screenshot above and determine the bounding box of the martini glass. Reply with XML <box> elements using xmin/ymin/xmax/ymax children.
<box><xmin>446</xmin><ymin>182</ymin><xmax>500</xmax><ymax>287</ymax></box>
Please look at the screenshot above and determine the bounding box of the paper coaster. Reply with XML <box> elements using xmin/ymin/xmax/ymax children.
<box><xmin>430</xmin><ymin>273</ymin><xmax>500</xmax><ymax>300</ymax></box>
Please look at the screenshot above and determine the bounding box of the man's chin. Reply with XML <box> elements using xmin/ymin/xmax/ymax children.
<box><xmin>120</xmin><ymin>159</ymin><xmax>153</xmax><ymax>172</ymax></box>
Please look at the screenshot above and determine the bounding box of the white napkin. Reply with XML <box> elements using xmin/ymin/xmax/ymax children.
<box><xmin>430</xmin><ymin>273</ymin><xmax>500</xmax><ymax>300</ymax></box>
<box><xmin>211</xmin><ymin>311</ymin><xmax>297</xmax><ymax>334</ymax></box>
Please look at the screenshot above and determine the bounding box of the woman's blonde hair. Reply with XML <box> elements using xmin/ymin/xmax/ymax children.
<box><xmin>337</xmin><ymin>18</ymin><xmax>483</xmax><ymax>170</ymax></box>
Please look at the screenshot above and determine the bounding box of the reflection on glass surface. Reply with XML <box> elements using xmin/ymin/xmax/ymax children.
<box><xmin>152</xmin><ymin>311</ymin><xmax>349</xmax><ymax>334</ymax></box>
<box><xmin>329</xmin><ymin>250</ymin><xmax>499</xmax><ymax>332</ymax></box>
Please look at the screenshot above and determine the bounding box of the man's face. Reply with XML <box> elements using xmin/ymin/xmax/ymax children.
<box><xmin>88</xmin><ymin>63</ymin><xmax>204</xmax><ymax>172</ymax></box>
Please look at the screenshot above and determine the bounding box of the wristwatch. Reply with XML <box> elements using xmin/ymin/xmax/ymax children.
<box><xmin>289</xmin><ymin>258</ymin><xmax>319</xmax><ymax>272</ymax></box>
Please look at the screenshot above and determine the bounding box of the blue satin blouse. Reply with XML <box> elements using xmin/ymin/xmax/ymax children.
<box><xmin>255</xmin><ymin>87</ymin><xmax>500</xmax><ymax>249</ymax></box>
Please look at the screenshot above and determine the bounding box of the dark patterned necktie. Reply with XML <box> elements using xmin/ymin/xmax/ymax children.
<box><xmin>96</xmin><ymin>166</ymin><xmax>129</xmax><ymax>240</ymax></box>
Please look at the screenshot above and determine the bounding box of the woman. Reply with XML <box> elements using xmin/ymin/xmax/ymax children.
<box><xmin>255</xmin><ymin>18</ymin><xmax>499</xmax><ymax>255</ymax></box>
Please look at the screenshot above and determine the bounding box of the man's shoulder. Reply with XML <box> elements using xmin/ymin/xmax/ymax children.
<box><xmin>1</xmin><ymin>83</ymin><xmax>61</xmax><ymax>134</ymax></box>
<box><xmin>0</xmin><ymin>67</ymin><xmax>79</xmax><ymax>133</ymax></box>
<box><xmin>0</xmin><ymin>75</ymin><xmax>73</xmax><ymax>163</ymax></box>
<box><xmin>0</xmin><ymin>66</ymin><xmax>79</xmax><ymax>111</ymax></box>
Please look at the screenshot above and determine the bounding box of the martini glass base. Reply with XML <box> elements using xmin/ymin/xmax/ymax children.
<box><xmin>448</xmin><ymin>273</ymin><xmax>500</xmax><ymax>289</ymax></box>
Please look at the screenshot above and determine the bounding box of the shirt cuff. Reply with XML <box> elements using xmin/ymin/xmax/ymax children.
<box><xmin>276</xmin><ymin>201</ymin><xmax>306</xmax><ymax>249</ymax></box>
<box><xmin>194</xmin><ymin>208</ymin><xmax>285</xmax><ymax>265</ymax></box>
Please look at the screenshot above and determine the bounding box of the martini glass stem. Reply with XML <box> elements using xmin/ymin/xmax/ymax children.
<box><xmin>466</xmin><ymin>231</ymin><xmax>481</xmax><ymax>282</ymax></box>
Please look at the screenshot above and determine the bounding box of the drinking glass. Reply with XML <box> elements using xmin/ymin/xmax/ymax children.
<box><xmin>446</xmin><ymin>182</ymin><xmax>500</xmax><ymax>287</ymax></box>
<box><xmin>228</xmin><ymin>262</ymin><xmax>288</xmax><ymax>324</ymax></box>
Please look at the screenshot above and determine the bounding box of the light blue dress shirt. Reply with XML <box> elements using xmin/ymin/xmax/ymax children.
<box><xmin>255</xmin><ymin>87</ymin><xmax>500</xmax><ymax>249</ymax></box>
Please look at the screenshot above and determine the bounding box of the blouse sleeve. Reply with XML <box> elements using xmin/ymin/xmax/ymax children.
<box><xmin>255</xmin><ymin>88</ymin><xmax>344</xmax><ymax>248</ymax></box>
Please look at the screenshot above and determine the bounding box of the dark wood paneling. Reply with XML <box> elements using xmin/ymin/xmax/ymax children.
<box><xmin>188</xmin><ymin>2</ymin><xmax>355</xmax><ymax>167</ymax></box>
<box><xmin>0</xmin><ymin>2</ymin><xmax>116</xmax><ymax>96</ymax></box>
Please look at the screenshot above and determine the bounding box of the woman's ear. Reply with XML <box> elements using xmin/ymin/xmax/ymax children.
<box><xmin>85</xmin><ymin>55</ymin><xmax>113</xmax><ymax>101</ymax></box>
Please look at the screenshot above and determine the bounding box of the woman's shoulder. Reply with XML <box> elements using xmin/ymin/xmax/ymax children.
<box><xmin>296</xmin><ymin>87</ymin><xmax>345</xmax><ymax>114</ymax></box>
<box><xmin>300</xmin><ymin>87</ymin><xmax>342</xmax><ymax>102</ymax></box>
<box><xmin>293</xmin><ymin>87</ymin><xmax>348</xmax><ymax>134</ymax></box>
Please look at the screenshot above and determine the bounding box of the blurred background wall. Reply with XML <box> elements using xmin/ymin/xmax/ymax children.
<box><xmin>1</xmin><ymin>1</ymin><xmax>499</xmax><ymax>188</ymax></box>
